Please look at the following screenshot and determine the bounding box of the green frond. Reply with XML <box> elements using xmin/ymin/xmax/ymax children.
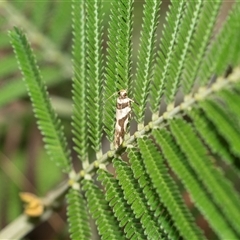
<box><xmin>103</xmin><ymin>1</ymin><xmax>120</xmax><ymax>142</ymax></box>
<box><xmin>71</xmin><ymin>0</ymin><xmax>88</xmax><ymax>161</ymax></box>
<box><xmin>86</xmin><ymin>0</ymin><xmax>104</xmax><ymax>152</ymax></box>
<box><xmin>133</xmin><ymin>0</ymin><xmax>161</xmax><ymax>123</ymax></box>
<box><xmin>9</xmin><ymin>27</ymin><xmax>71</xmax><ymax>173</ymax></box>
<box><xmin>97</xmin><ymin>169</ymin><xmax>146</xmax><ymax>239</ymax></box>
<box><xmin>127</xmin><ymin>148</ymin><xmax>179</xmax><ymax>239</ymax></box>
<box><xmin>218</xmin><ymin>88</ymin><xmax>240</xmax><ymax>127</ymax></box>
<box><xmin>169</xmin><ymin>118</ymin><xmax>240</xmax><ymax>236</ymax></box>
<box><xmin>231</xmin><ymin>4</ymin><xmax>240</xmax><ymax>67</ymax></box>
<box><xmin>113</xmin><ymin>158</ymin><xmax>161</xmax><ymax>239</ymax></box>
<box><xmin>152</xmin><ymin>129</ymin><xmax>239</xmax><ymax>240</ymax></box>
<box><xmin>115</xmin><ymin>0</ymin><xmax>133</xmax><ymax>94</ymax></box>
<box><xmin>182</xmin><ymin>1</ymin><xmax>221</xmax><ymax>94</ymax></box>
<box><xmin>165</xmin><ymin>1</ymin><xmax>204</xmax><ymax>104</ymax></box>
<box><xmin>200</xmin><ymin>99</ymin><xmax>240</xmax><ymax>157</ymax></box>
<box><xmin>188</xmin><ymin>107</ymin><xmax>240</xmax><ymax>171</ymax></box>
<box><xmin>137</xmin><ymin>137</ymin><xmax>204</xmax><ymax>240</ymax></box>
<box><xmin>150</xmin><ymin>0</ymin><xmax>186</xmax><ymax>114</ymax></box>
<box><xmin>200</xmin><ymin>2</ymin><xmax>240</xmax><ymax>83</ymax></box>
<box><xmin>67</xmin><ymin>188</ymin><xmax>91</xmax><ymax>240</ymax></box>
<box><xmin>214</xmin><ymin>3</ymin><xmax>240</xmax><ymax>76</ymax></box>
<box><xmin>82</xmin><ymin>179</ymin><xmax>125</xmax><ymax>240</ymax></box>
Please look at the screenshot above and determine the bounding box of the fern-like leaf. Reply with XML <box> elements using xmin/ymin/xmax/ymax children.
<box><xmin>218</xmin><ymin>88</ymin><xmax>240</xmax><ymax>128</ymax></box>
<box><xmin>133</xmin><ymin>0</ymin><xmax>161</xmax><ymax>124</ymax></box>
<box><xmin>152</xmin><ymin>129</ymin><xmax>239</xmax><ymax>240</ymax></box>
<box><xmin>67</xmin><ymin>188</ymin><xmax>91</xmax><ymax>240</ymax></box>
<box><xmin>150</xmin><ymin>0</ymin><xmax>186</xmax><ymax>114</ymax></box>
<box><xmin>231</xmin><ymin>3</ymin><xmax>240</xmax><ymax>67</ymax></box>
<box><xmin>71</xmin><ymin>0</ymin><xmax>88</xmax><ymax>161</ymax></box>
<box><xmin>165</xmin><ymin>1</ymin><xmax>204</xmax><ymax>104</ymax></box>
<box><xmin>9</xmin><ymin>27</ymin><xmax>71</xmax><ymax>172</ymax></box>
<box><xmin>182</xmin><ymin>1</ymin><xmax>221</xmax><ymax>93</ymax></box>
<box><xmin>170</xmin><ymin>118</ymin><xmax>240</xmax><ymax>236</ymax></box>
<box><xmin>103</xmin><ymin>1</ymin><xmax>120</xmax><ymax>142</ymax></box>
<box><xmin>137</xmin><ymin>137</ymin><xmax>204</xmax><ymax>240</ymax></box>
<box><xmin>127</xmin><ymin>147</ymin><xmax>179</xmax><ymax>239</ymax></box>
<box><xmin>86</xmin><ymin>0</ymin><xmax>104</xmax><ymax>153</ymax></box>
<box><xmin>115</xmin><ymin>0</ymin><xmax>133</xmax><ymax>94</ymax></box>
<box><xmin>188</xmin><ymin>108</ymin><xmax>240</xmax><ymax>172</ymax></box>
<box><xmin>199</xmin><ymin>2</ymin><xmax>240</xmax><ymax>83</ymax></box>
<box><xmin>97</xmin><ymin>169</ymin><xmax>146</xmax><ymax>239</ymax></box>
<box><xmin>200</xmin><ymin>99</ymin><xmax>240</xmax><ymax>157</ymax></box>
<box><xmin>113</xmin><ymin>158</ymin><xmax>161</xmax><ymax>239</ymax></box>
<box><xmin>82</xmin><ymin>178</ymin><xmax>125</xmax><ymax>240</ymax></box>
<box><xmin>214</xmin><ymin>3</ymin><xmax>240</xmax><ymax>76</ymax></box>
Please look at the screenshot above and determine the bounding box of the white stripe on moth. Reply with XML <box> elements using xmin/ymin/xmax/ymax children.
<box><xmin>114</xmin><ymin>89</ymin><xmax>134</xmax><ymax>149</ymax></box>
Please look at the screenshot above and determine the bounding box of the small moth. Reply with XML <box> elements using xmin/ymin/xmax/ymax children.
<box><xmin>114</xmin><ymin>89</ymin><xmax>134</xmax><ymax>149</ymax></box>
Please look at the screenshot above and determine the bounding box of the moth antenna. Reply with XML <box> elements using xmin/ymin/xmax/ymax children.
<box><xmin>105</xmin><ymin>91</ymin><xmax>118</xmax><ymax>102</ymax></box>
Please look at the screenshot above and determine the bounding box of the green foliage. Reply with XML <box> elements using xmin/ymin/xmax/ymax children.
<box><xmin>82</xmin><ymin>178</ymin><xmax>125</xmax><ymax>240</ymax></box>
<box><xmin>127</xmin><ymin>147</ymin><xmax>178</xmax><ymax>239</ymax></box>
<box><xmin>9</xmin><ymin>28</ymin><xmax>71</xmax><ymax>173</ymax></box>
<box><xmin>137</xmin><ymin>137</ymin><xmax>204</xmax><ymax>240</ymax></box>
<box><xmin>152</xmin><ymin>129</ymin><xmax>239</xmax><ymax>239</ymax></box>
<box><xmin>169</xmin><ymin>118</ymin><xmax>240</xmax><ymax>236</ymax></box>
<box><xmin>214</xmin><ymin>3</ymin><xmax>240</xmax><ymax>76</ymax></box>
<box><xmin>165</xmin><ymin>1</ymin><xmax>204</xmax><ymax>103</ymax></box>
<box><xmin>218</xmin><ymin>88</ymin><xmax>240</xmax><ymax>127</ymax></box>
<box><xmin>188</xmin><ymin>108</ymin><xmax>238</xmax><ymax>171</ymax></box>
<box><xmin>150</xmin><ymin>0</ymin><xmax>186</xmax><ymax>113</ymax></box>
<box><xmin>182</xmin><ymin>1</ymin><xmax>221</xmax><ymax>93</ymax></box>
<box><xmin>67</xmin><ymin>188</ymin><xmax>91</xmax><ymax>240</ymax></box>
<box><xmin>200</xmin><ymin>99</ymin><xmax>240</xmax><ymax>157</ymax></box>
<box><xmin>103</xmin><ymin>0</ymin><xmax>119</xmax><ymax>141</ymax></box>
<box><xmin>133</xmin><ymin>0</ymin><xmax>161</xmax><ymax>123</ymax></box>
<box><xmin>114</xmin><ymin>0</ymin><xmax>133</xmax><ymax>94</ymax></box>
<box><xmin>86</xmin><ymin>0</ymin><xmax>104</xmax><ymax>152</ymax></box>
<box><xmin>231</xmin><ymin>5</ymin><xmax>240</xmax><ymax>67</ymax></box>
<box><xmin>2</xmin><ymin>1</ymin><xmax>240</xmax><ymax>240</ymax></box>
<box><xmin>97</xmin><ymin>169</ymin><xmax>146</xmax><ymax>239</ymax></box>
<box><xmin>200</xmin><ymin>2</ymin><xmax>240</xmax><ymax>83</ymax></box>
<box><xmin>71</xmin><ymin>0</ymin><xmax>88</xmax><ymax>161</ymax></box>
<box><xmin>113</xmin><ymin>158</ymin><xmax>161</xmax><ymax>239</ymax></box>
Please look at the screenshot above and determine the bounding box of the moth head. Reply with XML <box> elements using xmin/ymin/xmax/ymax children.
<box><xmin>118</xmin><ymin>89</ymin><xmax>128</xmax><ymax>99</ymax></box>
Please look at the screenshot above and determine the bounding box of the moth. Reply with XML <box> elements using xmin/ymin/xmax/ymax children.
<box><xmin>114</xmin><ymin>89</ymin><xmax>134</xmax><ymax>149</ymax></box>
